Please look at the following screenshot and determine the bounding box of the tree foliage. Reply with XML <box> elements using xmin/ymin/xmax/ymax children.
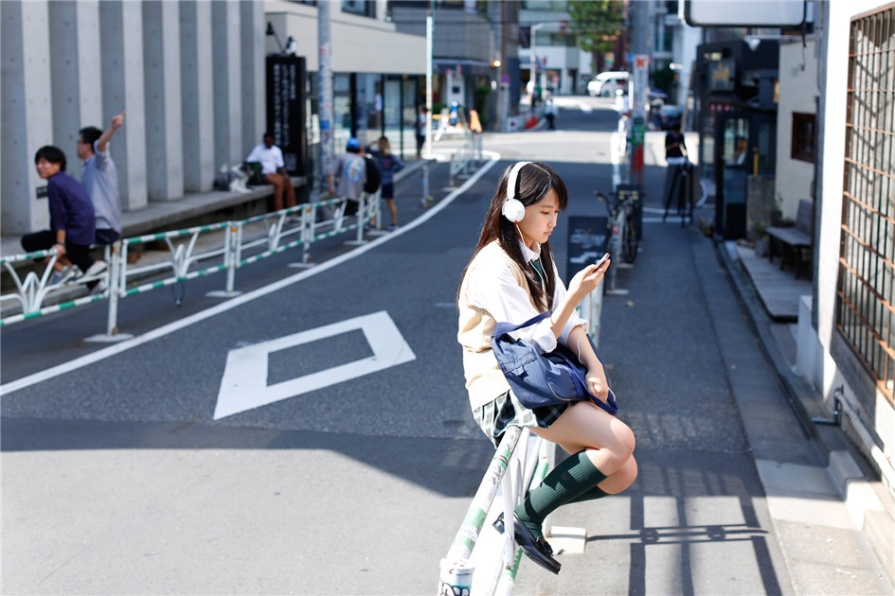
<box><xmin>568</xmin><ymin>0</ymin><xmax>627</xmax><ymax>74</ymax></box>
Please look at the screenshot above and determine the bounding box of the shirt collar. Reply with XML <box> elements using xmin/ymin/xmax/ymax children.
<box><xmin>519</xmin><ymin>240</ymin><xmax>541</xmax><ymax>263</ymax></box>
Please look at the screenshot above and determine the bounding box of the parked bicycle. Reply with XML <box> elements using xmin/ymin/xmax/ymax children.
<box><xmin>595</xmin><ymin>190</ymin><xmax>638</xmax><ymax>264</ymax></box>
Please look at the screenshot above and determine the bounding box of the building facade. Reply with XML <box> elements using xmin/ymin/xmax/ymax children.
<box><xmin>1</xmin><ymin>0</ymin><xmax>266</xmax><ymax>235</ymax></box>
<box><xmin>799</xmin><ymin>0</ymin><xmax>895</xmax><ymax>505</ymax></box>
<box><xmin>266</xmin><ymin>0</ymin><xmax>427</xmax><ymax>184</ymax></box>
<box><xmin>0</xmin><ymin>0</ymin><xmax>430</xmax><ymax>236</ymax></box>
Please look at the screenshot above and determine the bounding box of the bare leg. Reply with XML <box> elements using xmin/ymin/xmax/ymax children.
<box><xmin>284</xmin><ymin>176</ymin><xmax>297</xmax><ymax>208</ymax></box>
<box><xmin>266</xmin><ymin>173</ymin><xmax>285</xmax><ymax>211</ymax></box>
<box><xmin>531</xmin><ymin>401</ymin><xmax>637</xmax><ymax>489</ymax></box>
<box><xmin>386</xmin><ymin>199</ymin><xmax>398</xmax><ymax>226</ymax></box>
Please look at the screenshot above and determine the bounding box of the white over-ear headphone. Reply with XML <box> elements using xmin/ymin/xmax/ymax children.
<box><xmin>501</xmin><ymin>161</ymin><xmax>531</xmax><ymax>223</ymax></box>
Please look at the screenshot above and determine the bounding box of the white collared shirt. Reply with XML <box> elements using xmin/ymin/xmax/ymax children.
<box><xmin>461</xmin><ymin>240</ymin><xmax>585</xmax><ymax>354</ymax></box>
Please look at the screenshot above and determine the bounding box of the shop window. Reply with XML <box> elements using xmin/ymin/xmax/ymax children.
<box><xmin>836</xmin><ymin>5</ymin><xmax>895</xmax><ymax>404</ymax></box>
<box><xmin>791</xmin><ymin>112</ymin><xmax>816</xmax><ymax>163</ymax></box>
<box><xmin>342</xmin><ymin>0</ymin><xmax>375</xmax><ymax>18</ymax></box>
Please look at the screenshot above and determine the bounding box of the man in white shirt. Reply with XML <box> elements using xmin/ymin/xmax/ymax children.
<box><xmin>246</xmin><ymin>132</ymin><xmax>296</xmax><ymax>211</ymax></box>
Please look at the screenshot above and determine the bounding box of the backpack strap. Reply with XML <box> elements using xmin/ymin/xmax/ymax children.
<box><xmin>492</xmin><ymin>311</ymin><xmax>551</xmax><ymax>338</ymax></box>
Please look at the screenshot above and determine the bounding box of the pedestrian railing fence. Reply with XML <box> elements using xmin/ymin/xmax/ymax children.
<box><xmin>0</xmin><ymin>193</ymin><xmax>381</xmax><ymax>337</ymax></box>
<box><xmin>438</xmin><ymin>426</ymin><xmax>555</xmax><ymax>595</ymax></box>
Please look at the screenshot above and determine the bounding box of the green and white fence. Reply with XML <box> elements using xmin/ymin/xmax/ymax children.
<box><xmin>438</xmin><ymin>427</ymin><xmax>555</xmax><ymax>595</ymax></box>
<box><xmin>0</xmin><ymin>193</ymin><xmax>380</xmax><ymax>337</ymax></box>
<box><xmin>0</xmin><ymin>245</ymin><xmax>111</xmax><ymax>326</ymax></box>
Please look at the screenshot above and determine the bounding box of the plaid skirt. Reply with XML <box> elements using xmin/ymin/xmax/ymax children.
<box><xmin>472</xmin><ymin>390</ymin><xmax>568</xmax><ymax>448</ymax></box>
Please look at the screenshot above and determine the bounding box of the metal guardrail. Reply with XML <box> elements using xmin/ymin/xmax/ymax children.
<box><xmin>438</xmin><ymin>427</ymin><xmax>555</xmax><ymax>595</ymax></box>
<box><xmin>0</xmin><ymin>194</ymin><xmax>380</xmax><ymax>336</ymax></box>
<box><xmin>448</xmin><ymin>135</ymin><xmax>484</xmax><ymax>187</ymax></box>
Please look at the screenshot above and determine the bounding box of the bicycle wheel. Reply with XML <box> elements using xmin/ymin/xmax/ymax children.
<box><xmin>622</xmin><ymin>218</ymin><xmax>638</xmax><ymax>263</ymax></box>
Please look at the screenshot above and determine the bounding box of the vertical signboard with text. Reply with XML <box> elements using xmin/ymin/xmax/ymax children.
<box><xmin>266</xmin><ymin>55</ymin><xmax>308</xmax><ymax>177</ymax></box>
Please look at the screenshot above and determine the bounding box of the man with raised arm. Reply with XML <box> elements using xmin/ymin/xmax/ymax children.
<box><xmin>77</xmin><ymin>111</ymin><xmax>124</xmax><ymax>245</ymax></box>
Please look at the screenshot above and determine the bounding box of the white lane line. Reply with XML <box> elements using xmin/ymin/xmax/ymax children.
<box><xmin>0</xmin><ymin>153</ymin><xmax>501</xmax><ymax>397</ymax></box>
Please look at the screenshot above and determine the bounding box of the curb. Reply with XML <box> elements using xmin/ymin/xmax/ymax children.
<box><xmin>716</xmin><ymin>239</ymin><xmax>894</xmax><ymax>590</ymax></box>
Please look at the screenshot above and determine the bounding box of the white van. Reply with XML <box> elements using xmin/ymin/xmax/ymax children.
<box><xmin>587</xmin><ymin>71</ymin><xmax>629</xmax><ymax>97</ymax></box>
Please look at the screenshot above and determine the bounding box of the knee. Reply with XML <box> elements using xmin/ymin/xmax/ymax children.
<box><xmin>606</xmin><ymin>456</ymin><xmax>638</xmax><ymax>494</ymax></box>
<box><xmin>601</xmin><ymin>421</ymin><xmax>636</xmax><ymax>471</ymax></box>
<box><xmin>617</xmin><ymin>422</ymin><xmax>636</xmax><ymax>459</ymax></box>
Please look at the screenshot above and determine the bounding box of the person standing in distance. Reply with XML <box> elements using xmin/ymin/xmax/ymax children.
<box><xmin>457</xmin><ymin>161</ymin><xmax>638</xmax><ymax>575</ymax></box>
<box><xmin>246</xmin><ymin>132</ymin><xmax>297</xmax><ymax>212</ymax></box>
<box><xmin>77</xmin><ymin>110</ymin><xmax>125</xmax><ymax>246</ymax></box>
<box><xmin>372</xmin><ymin>136</ymin><xmax>404</xmax><ymax>230</ymax></box>
<box><xmin>415</xmin><ymin>105</ymin><xmax>428</xmax><ymax>158</ymax></box>
<box><xmin>328</xmin><ymin>137</ymin><xmax>366</xmax><ymax>217</ymax></box>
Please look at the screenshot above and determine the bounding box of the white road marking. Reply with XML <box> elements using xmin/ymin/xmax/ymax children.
<box><xmin>0</xmin><ymin>154</ymin><xmax>500</xmax><ymax>398</ymax></box>
<box><xmin>213</xmin><ymin>311</ymin><xmax>415</xmax><ymax>420</ymax></box>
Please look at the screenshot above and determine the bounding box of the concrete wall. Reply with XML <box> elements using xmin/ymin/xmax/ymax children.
<box><xmin>0</xmin><ymin>0</ymin><xmax>266</xmax><ymax>235</ymax></box>
<box><xmin>775</xmin><ymin>38</ymin><xmax>818</xmax><ymax>219</ymax></box>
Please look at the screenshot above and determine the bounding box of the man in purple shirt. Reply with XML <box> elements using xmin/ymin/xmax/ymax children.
<box><xmin>21</xmin><ymin>146</ymin><xmax>106</xmax><ymax>286</ymax></box>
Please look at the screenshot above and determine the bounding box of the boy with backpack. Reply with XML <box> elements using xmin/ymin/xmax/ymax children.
<box><xmin>370</xmin><ymin>136</ymin><xmax>404</xmax><ymax>231</ymax></box>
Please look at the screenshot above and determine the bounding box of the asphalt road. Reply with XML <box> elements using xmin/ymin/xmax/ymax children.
<box><xmin>1</xmin><ymin>97</ymin><xmax>833</xmax><ymax>594</ymax></box>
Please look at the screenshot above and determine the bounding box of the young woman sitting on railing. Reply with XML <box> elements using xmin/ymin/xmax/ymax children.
<box><xmin>456</xmin><ymin>161</ymin><xmax>638</xmax><ymax>575</ymax></box>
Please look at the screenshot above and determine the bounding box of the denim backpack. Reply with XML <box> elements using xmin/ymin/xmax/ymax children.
<box><xmin>491</xmin><ymin>311</ymin><xmax>618</xmax><ymax>414</ymax></box>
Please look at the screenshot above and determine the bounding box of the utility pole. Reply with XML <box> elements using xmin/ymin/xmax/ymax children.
<box><xmin>629</xmin><ymin>1</ymin><xmax>650</xmax><ymax>186</ymax></box>
<box><xmin>425</xmin><ymin>0</ymin><xmax>434</xmax><ymax>158</ymax></box>
<box><xmin>318</xmin><ymin>1</ymin><xmax>333</xmax><ymax>193</ymax></box>
<box><xmin>530</xmin><ymin>22</ymin><xmax>547</xmax><ymax>113</ymax></box>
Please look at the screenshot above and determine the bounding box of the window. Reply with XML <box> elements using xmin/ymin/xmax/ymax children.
<box><xmin>342</xmin><ymin>0</ymin><xmax>375</xmax><ymax>18</ymax></box>
<box><xmin>791</xmin><ymin>112</ymin><xmax>816</xmax><ymax>163</ymax></box>
<box><xmin>836</xmin><ymin>6</ymin><xmax>895</xmax><ymax>404</ymax></box>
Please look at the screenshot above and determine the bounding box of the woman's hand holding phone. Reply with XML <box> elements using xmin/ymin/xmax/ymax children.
<box><xmin>569</xmin><ymin>253</ymin><xmax>610</xmax><ymax>300</ymax></box>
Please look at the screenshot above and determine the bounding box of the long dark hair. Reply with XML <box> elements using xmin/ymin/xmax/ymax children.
<box><xmin>458</xmin><ymin>161</ymin><xmax>568</xmax><ymax>310</ymax></box>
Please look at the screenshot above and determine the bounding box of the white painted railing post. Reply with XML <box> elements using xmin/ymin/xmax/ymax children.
<box><xmin>301</xmin><ymin>204</ymin><xmax>314</xmax><ymax>265</ymax></box>
<box><xmin>106</xmin><ymin>241</ymin><xmax>122</xmax><ymax>336</ymax></box>
<box><xmin>225</xmin><ymin>222</ymin><xmax>240</xmax><ymax>295</ymax></box>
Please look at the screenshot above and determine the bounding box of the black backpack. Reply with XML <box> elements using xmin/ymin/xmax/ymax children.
<box><xmin>363</xmin><ymin>156</ymin><xmax>381</xmax><ymax>193</ymax></box>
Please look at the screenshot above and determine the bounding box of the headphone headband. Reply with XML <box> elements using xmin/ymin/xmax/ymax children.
<box><xmin>501</xmin><ymin>161</ymin><xmax>532</xmax><ymax>223</ymax></box>
<box><xmin>507</xmin><ymin>161</ymin><xmax>532</xmax><ymax>201</ymax></box>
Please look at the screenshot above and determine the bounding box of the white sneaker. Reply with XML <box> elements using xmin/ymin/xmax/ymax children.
<box><xmin>48</xmin><ymin>266</ymin><xmax>76</xmax><ymax>286</ymax></box>
<box><xmin>90</xmin><ymin>279</ymin><xmax>108</xmax><ymax>296</ymax></box>
<box><xmin>82</xmin><ymin>260</ymin><xmax>107</xmax><ymax>278</ymax></box>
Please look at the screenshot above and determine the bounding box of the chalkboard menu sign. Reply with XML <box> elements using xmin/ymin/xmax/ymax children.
<box><xmin>566</xmin><ymin>215</ymin><xmax>609</xmax><ymax>285</ymax></box>
<box><xmin>266</xmin><ymin>55</ymin><xmax>307</xmax><ymax>176</ymax></box>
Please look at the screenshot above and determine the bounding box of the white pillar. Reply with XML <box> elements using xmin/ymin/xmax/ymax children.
<box><xmin>49</xmin><ymin>0</ymin><xmax>103</xmax><ymax>175</ymax></box>
<box><xmin>240</xmin><ymin>0</ymin><xmax>266</xmax><ymax>157</ymax></box>
<box><xmin>1</xmin><ymin>0</ymin><xmax>54</xmax><ymax>234</ymax></box>
<box><xmin>212</xmin><ymin>1</ymin><xmax>243</xmax><ymax>171</ymax></box>
<box><xmin>179</xmin><ymin>0</ymin><xmax>215</xmax><ymax>193</ymax></box>
<box><xmin>142</xmin><ymin>0</ymin><xmax>183</xmax><ymax>202</ymax></box>
<box><xmin>99</xmin><ymin>0</ymin><xmax>147</xmax><ymax>211</ymax></box>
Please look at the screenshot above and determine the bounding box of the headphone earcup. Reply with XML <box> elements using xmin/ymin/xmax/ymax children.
<box><xmin>502</xmin><ymin>197</ymin><xmax>526</xmax><ymax>222</ymax></box>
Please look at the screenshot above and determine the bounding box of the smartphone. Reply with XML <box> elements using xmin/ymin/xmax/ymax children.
<box><xmin>595</xmin><ymin>252</ymin><xmax>610</xmax><ymax>267</ymax></box>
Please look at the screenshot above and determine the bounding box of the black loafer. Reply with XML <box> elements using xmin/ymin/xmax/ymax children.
<box><xmin>492</xmin><ymin>513</ymin><xmax>554</xmax><ymax>553</ymax></box>
<box><xmin>492</xmin><ymin>512</ymin><xmax>561</xmax><ymax>574</ymax></box>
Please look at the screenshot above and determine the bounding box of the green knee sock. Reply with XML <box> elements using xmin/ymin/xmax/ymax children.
<box><xmin>564</xmin><ymin>484</ymin><xmax>610</xmax><ymax>504</ymax></box>
<box><xmin>515</xmin><ymin>450</ymin><xmax>607</xmax><ymax>539</ymax></box>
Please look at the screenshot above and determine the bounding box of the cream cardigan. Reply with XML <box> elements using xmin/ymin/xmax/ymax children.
<box><xmin>457</xmin><ymin>241</ymin><xmax>585</xmax><ymax>410</ymax></box>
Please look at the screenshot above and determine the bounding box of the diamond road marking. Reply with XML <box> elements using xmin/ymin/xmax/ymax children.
<box><xmin>213</xmin><ymin>311</ymin><xmax>415</xmax><ymax>419</ymax></box>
